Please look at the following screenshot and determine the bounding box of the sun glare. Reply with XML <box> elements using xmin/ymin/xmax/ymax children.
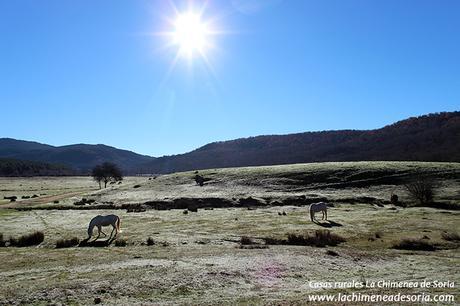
<box><xmin>172</xmin><ymin>12</ymin><xmax>209</xmax><ymax>58</ymax></box>
<box><xmin>153</xmin><ymin>3</ymin><xmax>225</xmax><ymax>83</ymax></box>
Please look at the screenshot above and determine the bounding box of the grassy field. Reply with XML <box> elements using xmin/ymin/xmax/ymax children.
<box><xmin>0</xmin><ymin>162</ymin><xmax>459</xmax><ymax>305</ymax></box>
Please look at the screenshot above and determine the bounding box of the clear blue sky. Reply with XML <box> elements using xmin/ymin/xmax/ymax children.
<box><xmin>1</xmin><ymin>0</ymin><xmax>459</xmax><ymax>156</ymax></box>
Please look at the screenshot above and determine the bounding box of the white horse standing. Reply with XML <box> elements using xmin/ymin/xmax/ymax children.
<box><xmin>87</xmin><ymin>214</ymin><xmax>121</xmax><ymax>240</ymax></box>
<box><xmin>310</xmin><ymin>202</ymin><xmax>328</xmax><ymax>222</ymax></box>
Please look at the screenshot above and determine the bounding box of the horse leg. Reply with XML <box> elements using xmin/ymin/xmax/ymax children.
<box><xmin>95</xmin><ymin>226</ymin><xmax>102</xmax><ymax>239</ymax></box>
<box><xmin>310</xmin><ymin>211</ymin><xmax>314</xmax><ymax>221</ymax></box>
<box><xmin>325</xmin><ymin>209</ymin><xmax>327</xmax><ymax>220</ymax></box>
<box><xmin>111</xmin><ymin>224</ymin><xmax>117</xmax><ymax>238</ymax></box>
<box><xmin>97</xmin><ymin>225</ymin><xmax>107</xmax><ymax>237</ymax></box>
<box><xmin>87</xmin><ymin>229</ymin><xmax>92</xmax><ymax>240</ymax></box>
<box><xmin>322</xmin><ymin>210</ymin><xmax>325</xmax><ymax>220</ymax></box>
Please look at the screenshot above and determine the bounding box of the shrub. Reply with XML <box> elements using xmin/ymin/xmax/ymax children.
<box><xmin>127</xmin><ymin>205</ymin><xmax>147</xmax><ymax>213</ymax></box>
<box><xmin>390</xmin><ymin>194</ymin><xmax>398</xmax><ymax>204</ymax></box>
<box><xmin>393</xmin><ymin>238</ymin><xmax>436</xmax><ymax>251</ymax></box>
<box><xmin>56</xmin><ymin>237</ymin><xmax>80</xmax><ymax>248</ymax></box>
<box><xmin>326</xmin><ymin>250</ymin><xmax>339</xmax><ymax>256</ymax></box>
<box><xmin>287</xmin><ymin>230</ymin><xmax>346</xmax><ymax>247</ymax></box>
<box><xmin>286</xmin><ymin>233</ymin><xmax>309</xmax><ymax>245</ymax></box>
<box><xmin>0</xmin><ymin>234</ymin><xmax>5</xmax><ymax>247</ymax></box>
<box><xmin>75</xmin><ymin>198</ymin><xmax>96</xmax><ymax>205</ymax></box>
<box><xmin>114</xmin><ymin>238</ymin><xmax>127</xmax><ymax>247</ymax></box>
<box><xmin>146</xmin><ymin>237</ymin><xmax>155</xmax><ymax>246</ymax></box>
<box><xmin>133</xmin><ymin>184</ymin><xmax>141</xmax><ymax>188</ymax></box>
<box><xmin>9</xmin><ymin>231</ymin><xmax>45</xmax><ymax>247</ymax></box>
<box><xmin>441</xmin><ymin>232</ymin><xmax>460</xmax><ymax>242</ymax></box>
<box><xmin>263</xmin><ymin>237</ymin><xmax>283</xmax><ymax>245</ymax></box>
<box><xmin>404</xmin><ymin>179</ymin><xmax>435</xmax><ymax>205</ymax></box>
<box><xmin>240</xmin><ymin>236</ymin><xmax>255</xmax><ymax>245</ymax></box>
<box><xmin>194</xmin><ymin>175</ymin><xmax>205</xmax><ymax>186</ymax></box>
<box><xmin>264</xmin><ymin>230</ymin><xmax>346</xmax><ymax>247</ymax></box>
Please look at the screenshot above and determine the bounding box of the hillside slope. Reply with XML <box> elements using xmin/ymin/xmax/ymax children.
<box><xmin>1</xmin><ymin>112</ymin><xmax>458</xmax><ymax>174</ymax></box>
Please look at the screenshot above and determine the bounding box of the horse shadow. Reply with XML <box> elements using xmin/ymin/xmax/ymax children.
<box><xmin>79</xmin><ymin>236</ymin><xmax>116</xmax><ymax>247</ymax></box>
<box><xmin>313</xmin><ymin>220</ymin><xmax>343</xmax><ymax>228</ymax></box>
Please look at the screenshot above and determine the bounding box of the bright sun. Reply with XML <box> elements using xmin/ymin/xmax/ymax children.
<box><xmin>154</xmin><ymin>4</ymin><xmax>223</xmax><ymax>73</ymax></box>
<box><xmin>172</xmin><ymin>12</ymin><xmax>210</xmax><ymax>58</ymax></box>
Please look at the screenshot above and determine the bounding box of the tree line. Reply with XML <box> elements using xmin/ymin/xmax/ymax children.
<box><xmin>0</xmin><ymin>158</ymin><xmax>74</xmax><ymax>176</ymax></box>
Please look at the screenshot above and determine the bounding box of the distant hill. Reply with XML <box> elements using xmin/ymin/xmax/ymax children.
<box><xmin>141</xmin><ymin>112</ymin><xmax>460</xmax><ymax>173</ymax></box>
<box><xmin>0</xmin><ymin>139</ymin><xmax>155</xmax><ymax>174</ymax></box>
<box><xmin>1</xmin><ymin>112</ymin><xmax>459</xmax><ymax>175</ymax></box>
<box><xmin>0</xmin><ymin>158</ymin><xmax>74</xmax><ymax>176</ymax></box>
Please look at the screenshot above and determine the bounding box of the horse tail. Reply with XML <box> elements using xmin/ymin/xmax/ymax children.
<box><xmin>117</xmin><ymin>217</ymin><xmax>122</xmax><ymax>233</ymax></box>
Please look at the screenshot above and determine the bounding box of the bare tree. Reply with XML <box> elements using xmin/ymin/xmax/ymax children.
<box><xmin>92</xmin><ymin>162</ymin><xmax>123</xmax><ymax>188</ymax></box>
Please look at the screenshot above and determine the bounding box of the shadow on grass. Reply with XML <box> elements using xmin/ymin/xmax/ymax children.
<box><xmin>79</xmin><ymin>237</ymin><xmax>116</xmax><ymax>247</ymax></box>
<box><xmin>314</xmin><ymin>220</ymin><xmax>343</xmax><ymax>228</ymax></box>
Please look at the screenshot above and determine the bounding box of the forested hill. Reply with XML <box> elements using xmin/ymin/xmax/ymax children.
<box><xmin>0</xmin><ymin>140</ymin><xmax>155</xmax><ymax>173</ymax></box>
<box><xmin>140</xmin><ymin>112</ymin><xmax>460</xmax><ymax>173</ymax></box>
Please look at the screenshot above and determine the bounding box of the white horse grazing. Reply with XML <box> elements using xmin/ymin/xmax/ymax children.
<box><xmin>87</xmin><ymin>214</ymin><xmax>121</xmax><ymax>240</ymax></box>
<box><xmin>310</xmin><ymin>202</ymin><xmax>328</xmax><ymax>222</ymax></box>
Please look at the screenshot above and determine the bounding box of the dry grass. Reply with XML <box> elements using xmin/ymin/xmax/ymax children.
<box><xmin>0</xmin><ymin>204</ymin><xmax>459</xmax><ymax>304</ymax></box>
<box><xmin>114</xmin><ymin>238</ymin><xmax>127</xmax><ymax>247</ymax></box>
<box><xmin>0</xmin><ymin>163</ymin><xmax>459</xmax><ymax>304</ymax></box>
